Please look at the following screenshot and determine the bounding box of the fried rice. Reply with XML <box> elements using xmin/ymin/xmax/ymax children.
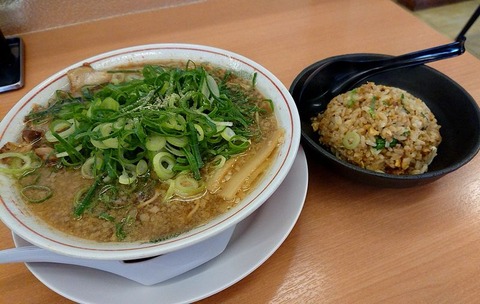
<box><xmin>311</xmin><ymin>82</ymin><xmax>442</xmax><ymax>175</ymax></box>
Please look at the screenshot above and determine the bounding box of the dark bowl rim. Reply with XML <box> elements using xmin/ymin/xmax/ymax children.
<box><xmin>290</xmin><ymin>53</ymin><xmax>480</xmax><ymax>181</ymax></box>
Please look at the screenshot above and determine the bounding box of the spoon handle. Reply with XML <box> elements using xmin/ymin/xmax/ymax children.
<box><xmin>0</xmin><ymin>225</ymin><xmax>235</xmax><ymax>285</ymax></box>
<box><xmin>456</xmin><ymin>4</ymin><xmax>480</xmax><ymax>41</ymax></box>
<box><xmin>0</xmin><ymin>245</ymin><xmax>56</xmax><ymax>263</ymax></box>
<box><xmin>394</xmin><ymin>3</ymin><xmax>479</xmax><ymax>65</ymax></box>
<box><xmin>331</xmin><ymin>40</ymin><xmax>465</xmax><ymax>96</ymax></box>
<box><xmin>0</xmin><ymin>245</ymin><xmax>100</xmax><ymax>265</ymax></box>
<box><xmin>374</xmin><ymin>3</ymin><xmax>480</xmax><ymax>70</ymax></box>
<box><xmin>370</xmin><ymin>40</ymin><xmax>465</xmax><ymax>72</ymax></box>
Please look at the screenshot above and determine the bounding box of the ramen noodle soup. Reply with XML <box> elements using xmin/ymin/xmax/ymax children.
<box><xmin>311</xmin><ymin>82</ymin><xmax>441</xmax><ymax>175</ymax></box>
<box><xmin>0</xmin><ymin>62</ymin><xmax>283</xmax><ymax>242</ymax></box>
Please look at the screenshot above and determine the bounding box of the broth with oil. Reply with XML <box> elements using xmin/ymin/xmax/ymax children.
<box><xmin>0</xmin><ymin>61</ymin><xmax>283</xmax><ymax>242</ymax></box>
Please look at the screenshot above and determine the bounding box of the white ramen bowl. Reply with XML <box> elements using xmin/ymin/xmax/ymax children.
<box><xmin>0</xmin><ymin>44</ymin><xmax>301</xmax><ymax>260</ymax></box>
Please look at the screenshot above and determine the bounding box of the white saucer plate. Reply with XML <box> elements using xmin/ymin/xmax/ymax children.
<box><xmin>13</xmin><ymin>146</ymin><xmax>308</xmax><ymax>304</ymax></box>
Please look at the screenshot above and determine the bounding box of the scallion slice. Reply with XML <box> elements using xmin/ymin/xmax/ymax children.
<box><xmin>0</xmin><ymin>152</ymin><xmax>34</xmax><ymax>177</ymax></box>
<box><xmin>152</xmin><ymin>152</ymin><xmax>176</xmax><ymax>180</ymax></box>
<box><xmin>21</xmin><ymin>185</ymin><xmax>52</xmax><ymax>203</ymax></box>
<box><xmin>342</xmin><ymin>131</ymin><xmax>361</xmax><ymax>149</ymax></box>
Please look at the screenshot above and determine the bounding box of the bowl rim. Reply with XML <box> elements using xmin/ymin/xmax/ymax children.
<box><xmin>0</xmin><ymin>43</ymin><xmax>301</xmax><ymax>259</ymax></box>
<box><xmin>290</xmin><ymin>53</ymin><xmax>480</xmax><ymax>182</ymax></box>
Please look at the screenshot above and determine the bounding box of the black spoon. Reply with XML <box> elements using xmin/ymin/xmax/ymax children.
<box><xmin>297</xmin><ymin>4</ymin><xmax>480</xmax><ymax>114</ymax></box>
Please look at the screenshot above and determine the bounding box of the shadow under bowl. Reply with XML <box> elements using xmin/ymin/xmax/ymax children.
<box><xmin>290</xmin><ymin>54</ymin><xmax>480</xmax><ymax>187</ymax></box>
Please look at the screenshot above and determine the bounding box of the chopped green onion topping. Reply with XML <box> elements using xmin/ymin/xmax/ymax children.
<box><xmin>374</xmin><ymin>136</ymin><xmax>399</xmax><ymax>150</ymax></box>
<box><xmin>173</xmin><ymin>172</ymin><xmax>206</xmax><ymax>198</ymax></box>
<box><xmin>21</xmin><ymin>185</ymin><xmax>53</xmax><ymax>203</ymax></box>
<box><xmin>0</xmin><ymin>152</ymin><xmax>38</xmax><ymax>177</ymax></box>
<box><xmin>8</xmin><ymin>62</ymin><xmax>265</xmax><ymax>221</ymax></box>
<box><xmin>342</xmin><ymin>131</ymin><xmax>360</xmax><ymax>149</ymax></box>
<box><xmin>374</xmin><ymin>136</ymin><xmax>386</xmax><ymax>150</ymax></box>
<box><xmin>152</xmin><ymin>151</ymin><xmax>176</xmax><ymax>180</ymax></box>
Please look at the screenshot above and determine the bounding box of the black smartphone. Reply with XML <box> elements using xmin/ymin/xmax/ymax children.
<box><xmin>0</xmin><ymin>36</ymin><xmax>24</xmax><ymax>93</ymax></box>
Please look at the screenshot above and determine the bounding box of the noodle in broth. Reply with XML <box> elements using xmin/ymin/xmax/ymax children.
<box><xmin>0</xmin><ymin>61</ymin><xmax>282</xmax><ymax>242</ymax></box>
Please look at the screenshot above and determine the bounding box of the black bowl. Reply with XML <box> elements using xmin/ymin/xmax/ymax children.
<box><xmin>290</xmin><ymin>54</ymin><xmax>480</xmax><ymax>187</ymax></box>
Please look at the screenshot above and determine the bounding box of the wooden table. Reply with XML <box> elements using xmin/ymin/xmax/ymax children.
<box><xmin>1</xmin><ymin>0</ymin><xmax>480</xmax><ymax>302</ymax></box>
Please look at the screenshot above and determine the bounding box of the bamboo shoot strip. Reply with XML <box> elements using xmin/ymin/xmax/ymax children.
<box><xmin>206</xmin><ymin>157</ymin><xmax>237</xmax><ymax>192</ymax></box>
<box><xmin>219</xmin><ymin>129</ymin><xmax>283</xmax><ymax>200</ymax></box>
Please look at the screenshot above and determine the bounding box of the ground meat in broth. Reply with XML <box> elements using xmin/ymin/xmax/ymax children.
<box><xmin>24</xmin><ymin>126</ymin><xmax>278</xmax><ymax>242</ymax></box>
<box><xmin>7</xmin><ymin>62</ymin><xmax>282</xmax><ymax>243</ymax></box>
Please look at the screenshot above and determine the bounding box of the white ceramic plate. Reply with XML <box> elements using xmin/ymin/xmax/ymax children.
<box><xmin>13</xmin><ymin>146</ymin><xmax>308</xmax><ymax>304</ymax></box>
<box><xmin>0</xmin><ymin>43</ymin><xmax>301</xmax><ymax>260</ymax></box>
